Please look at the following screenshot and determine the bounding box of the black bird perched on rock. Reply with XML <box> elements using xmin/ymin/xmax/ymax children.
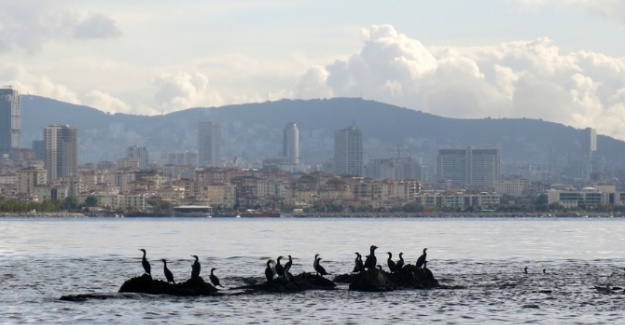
<box><xmin>314</xmin><ymin>254</ymin><xmax>330</xmax><ymax>276</ymax></box>
<box><xmin>139</xmin><ymin>249</ymin><xmax>151</xmax><ymax>275</ymax></box>
<box><xmin>364</xmin><ymin>245</ymin><xmax>378</xmax><ymax>270</ymax></box>
<box><xmin>387</xmin><ymin>252</ymin><xmax>397</xmax><ymax>273</ymax></box>
<box><xmin>265</xmin><ymin>259</ymin><xmax>275</xmax><ymax>283</ymax></box>
<box><xmin>416</xmin><ymin>248</ymin><xmax>428</xmax><ymax>269</ymax></box>
<box><xmin>284</xmin><ymin>255</ymin><xmax>293</xmax><ymax>279</ymax></box>
<box><xmin>210</xmin><ymin>268</ymin><xmax>223</xmax><ymax>288</ymax></box>
<box><xmin>191</xmin><ymin>255</ymin><xmax>201</xmax><ymax>279</ymax></box>
<box><xmin>395</xmin><ymin>252</ymin><xmax>404</xmax><ymax>271</ymax></box>
<box><xmin>275</xmin><ymin>256</ymin><xmax>285</xmax><ymax>278</ymax></box>
<box><xmin>162</xmin><ymin>259</ymin><xmax>175</xmax><ymax>284</ymax></box>
<box><xmin>353</xmin><ymin>252</ymin><xmax>365</xmax><ymax>273</ymax></box>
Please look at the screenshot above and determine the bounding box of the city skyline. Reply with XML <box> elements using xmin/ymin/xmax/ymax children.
<box><xmin>2</xmin><ymin>1</ymin><xmax>625</xmax><ymax>141</ymax></box>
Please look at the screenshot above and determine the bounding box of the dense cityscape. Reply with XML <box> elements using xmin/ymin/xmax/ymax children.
<box><xmin>0</xmin><ymin>87</ymin><xmax>622</xmax><ymax>216</ymax></box>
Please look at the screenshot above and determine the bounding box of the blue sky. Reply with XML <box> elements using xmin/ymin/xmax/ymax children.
<box><xmin>2</xmin><ymin>0</ymin><xmax>625</xmax><ymax>139</ymax></box>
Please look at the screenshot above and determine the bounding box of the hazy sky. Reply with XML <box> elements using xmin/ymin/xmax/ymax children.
<box><xmin>3</xmin><ymin>0</ymin><xmax>625</xmax><ymax>139</ymax></box>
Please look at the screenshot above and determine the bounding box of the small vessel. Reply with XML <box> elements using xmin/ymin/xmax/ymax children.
<box><xmin>238</xmin><ymin>209</ymin><xmax>280</xmax><ymax>218</ymax></box>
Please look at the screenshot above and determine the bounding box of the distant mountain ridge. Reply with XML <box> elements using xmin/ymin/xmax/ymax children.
<box><xmin>20</xmin><ymin>96</ymin><xmax>625</xmax><ymax>173</ymax></box>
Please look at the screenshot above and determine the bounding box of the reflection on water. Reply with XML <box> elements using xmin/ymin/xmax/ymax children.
<box><xmin>1</xmin><ymin>217</ymin><xmax>625</xmax><ymax>323</ymax></box>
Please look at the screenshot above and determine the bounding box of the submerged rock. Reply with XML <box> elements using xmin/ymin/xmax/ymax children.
<box><xmin>118</xmin><ymin>274</ymin><xmax>219</xmax><ymax>296</ymax></box>
<box><xmin>233</xmin><ymin>272</ymin><xmax>336</xmax><ymax>293</ymax></box>
<box><xmin>348</xmin><ymin>266</ymin><xmax>439</xmax><ymax>292</ymax></box>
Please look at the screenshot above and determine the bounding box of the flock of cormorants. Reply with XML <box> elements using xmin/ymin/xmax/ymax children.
<box><xmin>138</xmin><ymin>245</ymin><xmax>430</xmax><ymax>288</ymax></box>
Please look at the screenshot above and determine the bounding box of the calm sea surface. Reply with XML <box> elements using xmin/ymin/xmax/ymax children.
<box><xmin>1</xmin><ymin>217</ymin><xmax>625</xmax><ymax>324</ymax></box>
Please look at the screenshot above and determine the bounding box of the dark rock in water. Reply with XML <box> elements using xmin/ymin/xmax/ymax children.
<box><xmin>59</xmin><ymin>293</ymin><xmax>140</xmax><ymax>302</ymax></box>
<box><xmin>349</xmin><ymin>268</ymin><xmax>395</xmax><ymax>291</ymax></box>
<box><xmin>349</xmin><ymin>265</ymin><xmax>439</xmax><ymax>291</ymax></box>
<box><xmin>232</xmin><ymin>272</ymin><xmax>336</xmax><ymax>293</ymax></box>
<box><xmin>118</xmin><ymin>274</ymin><xmax>218</xmax><ymax>296</ymax></box>
<box><xmin>333</xmin><ymin>273</ymin><xmax>360</xmax><ymax>283</ymax></box>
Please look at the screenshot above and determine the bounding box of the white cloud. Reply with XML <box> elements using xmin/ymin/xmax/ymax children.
<box><xmin>300</xmin><ymin>24</ymin><xmax>625</xmax><ymax>140</ymax></box>
<box><xmin>0</xmin><ymin>1</ymin><xmax>121</xmax><ymax>53</ymax></box>
<box><xmin>82</xmin><ymin>90</ymin><xmax>130</xmax><ymax>114</ymax></box>
<box><xmin>153</xmin><ymin>71</ymin><xmax>220</xmax><ymax>112</ymax></box>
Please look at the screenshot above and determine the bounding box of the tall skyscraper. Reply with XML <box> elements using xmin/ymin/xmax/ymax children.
<box><xmin>580</xmin><ymin>127</ymin><xmax>597</xmax><ymax>182</ymax></box>
<box><xmin>334</xmin><ymin>124</ymin><xmax>363</xmax><ymax>176</ymax></box>
<box><xmin>283</xmin><ymin>122</ymin><xmax>299</xmax><ymax>165</ymax></box>
<box><xmin>437</xmin><ymin>146</ymin><xmax>500</xmax><ymax>189</ymax></box>
<box><xmin>44</xmin><ymin>124</ymin><xmax>78</xmax><ymax>182</ymax></box>
<box><xmin>0</xmin><ymin>88</ymin><xmax>20</xmax><ymax>156</ymax></box>
<box><xmin>126</xmin><ymin>145</ymin><xmax>149</xmax><ymax>169</ymax></box>
<box><xmin>198</xmin><ymin>121</ymin><xmax>220</xmax><ymax>166</ymax></box>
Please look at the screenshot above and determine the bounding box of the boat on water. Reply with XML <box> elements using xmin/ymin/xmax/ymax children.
<box><xmin>238</xmin><ymin>209</ymin><xmax>280</xmax><ymax>218</ymax></box>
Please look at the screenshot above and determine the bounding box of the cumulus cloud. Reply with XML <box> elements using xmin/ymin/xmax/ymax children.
<box><xmin>299</xmin><ymin>24</ymin><xmax>625</xmax><ymax>140</ymax></box>
<box><xmin>153</xmin><ymin>71</ymin><xmax>223</xmax><ymax>112</ymax></box>
<box><xmin>82</xmin><ymin>90</ymin><xmax>131</xmax><ymax>114</ymax></box>
<box><xmin>0</xmin><ymin>1</ymin><xmax>121</xmax><ymax>53</ymax></box>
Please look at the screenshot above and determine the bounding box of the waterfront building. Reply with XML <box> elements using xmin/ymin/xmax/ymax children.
<box><xmin>16</xmin><ymin>166</ymin><xmax>47</xmax><ymax>195</ymax></box>
<box><xmin>334</xmin><ymin>125</ymin><xmax>363</xmax><ymax>176</ymax></box>
<box><xmin>283</xmin><ymin>122</ymin><xmax>299</xmax><ymax>168</ymax></box>
<box><xmin>437</xmin><ymin>147</ymin><xmax>500</xmax><ymax>189</ymax></box>
<box><xmin>126</xmin><ymin>145</ymin><xmax>149</xmax><ymax>169</ymax></box>
<box><xmin>0</xmin><ymin>88</ymin><xmax>20</xmax><ymax>156</ymax></box>
<box><xmin>367</xmin><ymin>157</ymin><xmax>422</xmax><ymax>180</ymax></box>
<box><xmin>44</xmin><ymin>124</ymin><xmax>78</xmax><ymax>182</ymax></box>
<box><xmin>198</xmin><ymin>121</ymin><xmax>220</xmax><ymax>167</ymax></box>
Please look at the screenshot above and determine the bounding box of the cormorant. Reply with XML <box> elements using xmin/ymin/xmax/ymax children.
<box><xmin>363</xmin><ymin>245</ymin><xmax>378</xmax><ymax>270</ymax></box>
<box><xmin>387</xmin><ymin>252</ymin><xmax>397</xmax><ymax>273</ymax></box>
<box><xmin>543</xmin><ymin>268</ymin><xmax>546</xmax><ymax>274</ymax></box>
<box><xmin>353</xmin><ymin>252</ymin><xmax>365</xmax><ymax>273</ymax></box>
<box><xmin>524</xmin><ymin>267</ymin><xmax>528</xmax><ymax>274</ymax></box>
<box><xmin>139</xmin><ymin>249</ymin><xmax>151</xmax><ymax>275</ymax></box>
<box><xmin>210</xmin><ymin>268</ymin><xmax>223</xmax><ymax>287</ymax></box>
<box><xmin>265</xmin><ymin>259</ymin><xmax>275</xmax><ymax>283</ymax></box>
<box><xmin>314</xmin><ymin>254</ymin><xmax>330</xmax><ymax>276</ymax></box>
<box><xmin>284</xmin><ymin>255</ymin><xmax>293</xmax><ymax>279</ymax></box>
<box><xmin>416</xmin><ymin>248</ymin><xmax>427</xmax><ymax>269</ymax></box>
<box><xmin>191</xmin><ymin>255</ymin><xmax>201</xmax><ymax>279</ymax></box>
<box><xmin>162</xmin><ymin>259</ymin><xmax>175</xmax><ymax>284</ymax></box>
<box><xmin>395</xmin><ymin>252</ymin><xmax>404</xmax><ymax>271</ymax></box>
<box><xmin>275</xmin><ymin>256</ymin><xmax>285</xmax><ymax>278</ymax></box>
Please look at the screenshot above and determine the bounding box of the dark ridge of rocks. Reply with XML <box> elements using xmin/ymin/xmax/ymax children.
<box><xmin>59</xmin><ymin>292</ymin><xmax>140</xmax><ymax>302</ymax></box>
<box><xmin>118</xmin><ymin>274</ymin><xmax>219</xmax><ymax>296</ymax></box>
<box><xmin>346</xmin><ymin>266</ymin><xmax>439</xmax><ymax>292</ymax></box>
<box><xmin>231</xmin><ymin>272</ymin><xmax>336</xmax><ymax>293</ymax></box>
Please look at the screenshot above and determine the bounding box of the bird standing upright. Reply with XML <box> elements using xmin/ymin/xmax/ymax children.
<box><xmin>416</xmin><ymin>248</ymin><xmax>428</xmax><ymax>269</ymax></box>
<box><xmin>162</xmin><ymin>259</ymin><xmax>175</xmax><ymax>284</ymax></box>
<box><xmin>364</xmin><ymin>245</ymin><xmax>378</xmax><ymax>270</ymax></box>
<box><xmin>210</xmin><ymin>268</ymin><xmax>223</xmax><ymax>288</ymax></box>
<box><xmin>139</xmin><ymin>249</ymin><xmax>151</xmax><ymax>276</ymax></box>
<box><xmin>387</xmin><ymin>252</ymin><xmax>397</xmax><ymax>273</ymax></box>
<box><xmin>395</xmin><ymin>252</ymin><xmax>404</xmax><ymax>271</ymax></box>
<box><xmin>191</xmin><ymin>255</ymin><xmax>201</xmax><ymax>279</ymax></box>
<box><xmin>314</xmin><ymin>254</ymin><xmax>330</xmax><ymax>276</ymax></box>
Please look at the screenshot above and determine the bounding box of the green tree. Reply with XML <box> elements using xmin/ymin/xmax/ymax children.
<box><xmin>85</xmin><ymin>195</ymin><xmax>98</xmax><ymax>207</ymax></box>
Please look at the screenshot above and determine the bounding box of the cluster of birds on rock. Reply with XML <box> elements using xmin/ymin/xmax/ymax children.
<box><xmin>351</xmin><ymin>245</ymin><xmax>429</xmax><ymax>273</ymax></box>
<box><xmin>264</xmin><ymin>245</ymin><xmax>430</xmax><ymax>282</ymax></box>
<box><xmin>138</xmin><ymin>249</ymin><xmax>223</xmax><ymax>288</ymax></box>
<box><xmin>139</xmin><ymin>245</ymin><xmax>430</xmax><ymax>287</ymax></box>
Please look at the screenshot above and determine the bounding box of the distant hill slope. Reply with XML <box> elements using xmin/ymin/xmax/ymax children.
<box><xmin>20</xmin><ymin>96</ymin><xmax>625</xmax><ymax>172</ymax></box>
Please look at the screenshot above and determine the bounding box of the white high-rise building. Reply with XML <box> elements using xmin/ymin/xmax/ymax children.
<box><xmin>198</xmin><ymin>121</ymin><xmax>220</xmax><ymax>167</ymax></box>
<box><xmin>334</xmin><ymin>124</ymin><xmax>363</xmax><ymax>176</ymax></box>
<box><xmin>437</xmin><ymin>147</ymin><xmax>500</xmax><ymax>189</ymax></box>
<box><xmin>283</xmin><ymin>122</ymin><xmax>299</xmax><ymax>165</ymax></box>
<box><xmin>44</xmin><ymin>124</ymin><xmax>78</xmax><ymax>182</ymax></box>
<box><xmin>0</xmin><ymin>88</ymin><xmax>20</xmax><ymax>156</ymax></box>
<box><xmin>126</xmin><ymin>145</ymin><xmax>149</xmax><ymax>169</ymax></box>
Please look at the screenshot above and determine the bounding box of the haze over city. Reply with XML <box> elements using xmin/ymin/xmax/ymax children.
<box><xmin>1</xmin><ymin>1</ymin><xmax>625</xmax><ymax>139</ymax></box>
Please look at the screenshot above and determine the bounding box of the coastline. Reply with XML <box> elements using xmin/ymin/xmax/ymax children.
<box><xmin>0</xmin><ymin>211</ymin><xmax>623</xmax><ymax>218</ymax></box>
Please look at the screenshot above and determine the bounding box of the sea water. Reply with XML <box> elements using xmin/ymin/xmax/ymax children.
<box><xmin>1</xmin><ymin>217</ymin><xmax>624</xmax><ymax>324</ymax></box>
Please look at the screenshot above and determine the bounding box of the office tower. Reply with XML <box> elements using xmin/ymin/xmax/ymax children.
<box><xmin>0</xmin><ymin>88</ymin><xmax>20</xmax><ymax>156</ymax></box>
<box><xmin>44</xmin><ymin>124</ymin><xmax>78</xmax><ymax>182</ymax></box>
<box><xmin>32</xmin><ymin>140</ymin><xmax>45</xmax><ymax>160</ymax></box>
<box><xmin>283</xmin><ymin>122</ymin><xmax>299</xmax><ymax>165</ymax></box>
<box><xmin>334</xmin><ymin>124</ymin><xmax>363</xmax><ymax>176</ymax></box>
<box><xmin>198</xmin><ymin>121</ymin><xmax>220</xmax><ymax>166</ymax></box>
<box><xmin>437</xmin><ymin>147</ymin><xmax>500</xmax><ymax>189</ymax></box>
<box><xmin>126</xmin><ymin>145</ymin><xmax>149</xmax><ymax>169</ymax></box>
<box><xmin>580</xmin><ymin>127</ymin><xmax>597</xmax><ymax>182</ymax></box>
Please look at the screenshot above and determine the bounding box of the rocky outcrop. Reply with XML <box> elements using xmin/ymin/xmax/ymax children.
<box><xmin>118</xmin><ymin>274</ymin><xmax>219</xmax><ymax>296</ymax></box>
<box><xmin>232</xmin><ymin>272</ymin><xmax>336</xmax><ymax>293</ymax></box>
<box><xmin>346</xmin><ymin>266</ymin><xmax>439</xmax><ymax>292</ymax></box>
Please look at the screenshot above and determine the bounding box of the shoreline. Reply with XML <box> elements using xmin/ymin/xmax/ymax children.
<box><xmin>0</xmin><ymin>211</ymin><xmax>623</xmax><ymax>218</ymax></box>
